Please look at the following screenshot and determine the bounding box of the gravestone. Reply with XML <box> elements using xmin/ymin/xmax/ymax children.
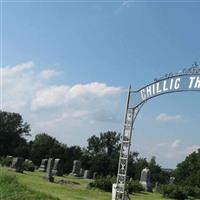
<box><xmin>112</xmin><ymin>184</ymin><xmax>117</xmax><ymax>200</ymax></box>
<box><xmin>80</xmin><ymin>168</ymin><xmax>84</xmax><ymax>177</ymax></box>
<box><xmin>112</xmin><ymin>184</ymin><xmax>128</xmax><ymax>200</ymax></box>
<box><xmin>140</xmin><ymin>168</ymin><xmax>152</xmax><ymax>191</ymax></box>
<box><xmin>84</xmin><ymin>170</ymin><xmax>92</xmax><ymax>179</ymax></box>
<box><xmin>52</xmin><ymin>159</ymin><xmax>63</xmax><ymax>176</ymax></box>
<box><xmin>169</xmin><ymin>176</ymin><xmax>175</xmax><ymax>184</ymax></box>
<box><xmin>39</xmin><ymin>159</ymin><xmax>48</xmax><ymax>172</ymax></box>
<box><xmin>93</xmin><ymin>172</ymin><xmax>97</xmax><ymax>179</ymax></box>
<box><xmin>153</xmin><ymin>182</ymin><xmax>160</xmax><ymax>192</ymax></box>
<box><xmin>46</xmin><ymin>158</ymin><xmax>54</xmax><ymax>182</ymax></box>
<box><xmin>11</xmin><ymin>157</ymin><xmax>24</xmax><ymax>173</ymax></box>
<box><xmin>70</xmin><ymin>160</ymin><xmax>81</xmax><ymax>177</ymax></box>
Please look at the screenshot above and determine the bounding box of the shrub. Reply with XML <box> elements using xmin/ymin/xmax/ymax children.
<box><xmin>23</xmin><ymin>160</ymin><xmax>35</xmax><ymax>172</ymax></box>
<box><xmin>161</xmin><ymin>184</ymin><xmax>200</xmax><ymax>199</ymax></box>
<box><xmin>184</xmin><ymin>186</ymin><xmax>200</xmax><ymax>198</ymax></box>
<box><xmin>0</xmin><ymin>156</ymin><xmax>13</xmax><ymax>167</ymax></box>
<box><xmin>88</xmin><ymin>176</ymin><xmax>116</xmax><ymax>192</ymax></box>
<box><xmin>128</xmin><ymin>180</ymin><xmax>144</xmax><ymax>194</ymax></box>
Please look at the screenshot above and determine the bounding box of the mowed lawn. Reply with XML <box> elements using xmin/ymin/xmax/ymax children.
<box><xmin>0</xmin><ymin>167</ymin><xmax>169</xmax><ymax>200</ymax></box>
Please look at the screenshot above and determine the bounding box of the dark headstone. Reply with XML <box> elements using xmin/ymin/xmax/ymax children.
<box><xmin>52</xmin><ymin>159</ymin><xmax>63</xmax><ymax>176</ymax></box>
<box><xmin>39</xmin><ymin>159</ymin><xmax>48</xmax><ymax>172</ymax></box>
<box><xmin>46</xmin><ymin>158</ymin><xmax>54</xmax><ymax>182</ymax></box>
<box><xmin>11</xmin><ymin>157</ymin><xmax>24</xmax><ymax>173</ymax></box>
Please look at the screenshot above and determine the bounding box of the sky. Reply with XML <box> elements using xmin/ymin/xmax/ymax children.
<box><xmin>1</xmin><ymin>0</ymin><xmax>200</xmax><ymax>168</ymax></box>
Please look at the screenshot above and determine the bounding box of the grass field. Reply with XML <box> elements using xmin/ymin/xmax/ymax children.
<box><xmin>0</xmin><ymin>167</ymin><xmax>170</xmax><ymax>200</ymax></box>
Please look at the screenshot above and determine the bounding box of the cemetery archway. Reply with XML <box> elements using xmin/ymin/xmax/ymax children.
<box><xmin>115</xmin><ymin>64</ymin><xmax>200</xmax><ymax>200</ymax></box>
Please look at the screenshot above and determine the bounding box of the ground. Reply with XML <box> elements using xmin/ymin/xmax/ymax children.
<box><xmin>0</xmin><ymin>167</ymin><xmax>170</xmax><ymax>200</ymax></box>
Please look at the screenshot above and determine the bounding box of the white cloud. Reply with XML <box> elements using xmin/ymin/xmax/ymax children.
<box><xmin>183</xmin><ymin>145</ymin><xmax>200</xmax><ymax>155</ymax></box>
<box><xmin>31</xmin><ymin>85</ymin><xmax>69</xmax><ymax>110</ymax></box>
<box><xmin>69</xmin><ymin>82</ymin><xmax>121</xmax><ymax>97</ymax></box>
<box><xmin>151</xmin><ymin>139</ymin><xmax>200</xmax><ymax>167</ymax></box>
<box><xmin>156</xmin><ymin>113</ymin><xmax>182</xmax><ymax>122</ymax></box>
<box><xmin>31</xmin><ymin>82</ymin><xmax>121</xmax><ymax>111</ymax></box>
<box><xmin>39</xmin><ymin>69</ymin><xmax>60</xmax><ymax>79</ymax></box>
<box><xmin>156</xmin><ymin>143</ymin><xmax>167</xmax><ymax>147</ymax></box>
<box><xmin>3</xmin><ymin>61</ymin><xmax>34</xmax><ymax>77</ymax></box>
<box><xmin>1</xmin><ymin>61</ymin><xmax>124</xmax><ymax>128</ymax></box>
<box><xmin>2</xmin><ymin>61</ymin><xmax>41</xmax><ymax>111</ymax></box>
<box><xmin>171</xmin><ymin>139</ymin><xmax>181</xmax><ymax>149</ymax></box>
<box><xmin>72</xmin><ymin>110</ymin><xmax>89</xmax><ymax>118</ymax></box>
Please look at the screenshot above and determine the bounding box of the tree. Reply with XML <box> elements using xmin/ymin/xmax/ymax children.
<box><xmin>175</xmin><ymin>149</ymin><xmax>200</xmax><ymax>187</ymax></box>
<box><xmin>64</xmin><ymin>145</ymin><xmax>82</xmax><ymax>173</ymax></box>
<box><xmin>100</xmin><ymin>131</ymin><xmax>121</xmax><ymax>156</ymax></box>
<box><xmin>0</xmin><ymin>111</ymin><xmax>30</xmax><ymax>156</ymax></box>
<box><xmin>83</xmin><ymin>131</ymin><xmax>121</xmax><ymax>175</ymax></box>
<box><xmin>87</xmin><ymin>135</ymin><xmax>103</xmax><ymax>155</ymax></box>
<box><xmin>30</xmin><ymin>133</ymin><xmax>83</xmax><ymax>173</ymax></box>
<box><xmin>127</xmin><ymin>154</ymin><xmax>148</xmax><ymax>180</ymax></box>
<box><xmin>87</xmin><ymin>131</ymin><xmax>121</xmax><ymax>156</ymax></box>
<box><xmin>30</xmin><ymin>133</ymin><xmax>65</xmax><ymax>165</ymax></box>
<box><xmin>15</xmin><ymin>142</ymin><xmax>31</xmax><ymax>159</ymax></box>
<box><xmin>147</xmin><ymin>156</ymin><xmax>170</xmax><ymax>185</ymax></box>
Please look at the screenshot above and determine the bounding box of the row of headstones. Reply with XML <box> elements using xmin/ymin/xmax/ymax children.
<box><xmin>39</xmin><ymin>158</ymin><xmax>63</xmax><ymax>176</ymax></box>
<box><xmin>4</xmin><ymin>156</ymin><xmax>62</xmax><ymax>177</ymax></box>
<box><xmin>139</xmin><ymin>168</ymin><xmax>175</xmax><ymax>192</ymax></box>
<box><xmin>69</xmin><ymin>160</ymin><xmax>97</xmax><ymax>179</ymax></box>
<box><xmin>8</xmin><ymin>156</ymin><xmax>33</xmax><ymax>173</ymax></box>
<box><xmin>9</xmin><ymin>157</ymin><xmax>175</xmax><ymax>189</ymax></box>
<box><xmin>39</xmin><ymin>158</ymin><xmax>64</xmax><ymax>182</ymax></box>
<box><xmin>39</xmin><ymin>159</ymin><xmax>97</xmax><ymax>179</ymax></box>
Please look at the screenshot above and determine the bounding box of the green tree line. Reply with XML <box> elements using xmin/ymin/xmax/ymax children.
<box><xmin>1</xmin><ymin>111</ymin><xmax>173</xmax><ymax>185</ymax></box>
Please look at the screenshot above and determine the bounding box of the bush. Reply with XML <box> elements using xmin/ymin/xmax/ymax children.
<box><xmin>184</xmin><ymin>186</ymin><xmax>200</xmax><ymax>198</ymax></box>
<box><xmin>23</xmin><ymin>160</ymin><xmax>35</xmax><ymax>172</ymax></box>
<box><xmin>0</xmin><ymin>156</ymin><xmax>13</xmax><ymax>167</ymax></box>
<box><xmin>88</xmin><ymin>176</ymin><xmax>116</xmax><ymax>192</ymax></box>
<box><xmin>161</xmin><ymin>184</ymin><xmax>200</xmax><ymax>199</ymax></box>
<box><xmin>128</xmin><ymin>180</ymin><xmax>144</xmax><ymax>194</ymax></box>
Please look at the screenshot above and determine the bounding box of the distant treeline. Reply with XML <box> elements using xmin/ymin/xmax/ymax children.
<box><xmin>1</xmin><ymin>111</ymin><xmax>200</xmax><ymax>188</ymax></box>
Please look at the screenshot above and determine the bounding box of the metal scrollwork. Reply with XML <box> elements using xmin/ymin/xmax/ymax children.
<box><xmin>154</xmin><ymin>63</ymin><xmax>200</xmax><ymax>82</ymax></box>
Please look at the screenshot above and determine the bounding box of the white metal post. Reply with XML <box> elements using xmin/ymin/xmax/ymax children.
<box><xmin>115</xmin><ymin>86</ymin><xmax>135</xmax><ymax>200</ymax></box>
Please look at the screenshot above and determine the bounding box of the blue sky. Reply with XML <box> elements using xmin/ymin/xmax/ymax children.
<box><xmin>1</xmin><ymin>0</ymin><xmax>200</xmax><ymax>168</ymax></box>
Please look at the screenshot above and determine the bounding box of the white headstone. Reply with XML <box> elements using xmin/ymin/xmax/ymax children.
<box><xmin>69</xmin><ymin>160</ymin><xmax>81</xmax><ymax>177</ymax></box>
<box><xmin>112</xmin><ymin>184</ymin><xmax>117</xmax><ymax>200</ymax></box>
<box><xmin>140</xmin><ymin>168</ymin><xmax>152</xmax><ymax>191</ymax></box>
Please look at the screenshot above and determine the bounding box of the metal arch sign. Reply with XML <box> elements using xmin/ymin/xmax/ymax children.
<box><xmin>129</xmin><ymin>65</ymin><xmax>200</xmax><ymax>109</ymax></box>
<box><xmin>115</xmin><ymin>63</ymin><xmax>200</xmax><ymax>200</ymax></box>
